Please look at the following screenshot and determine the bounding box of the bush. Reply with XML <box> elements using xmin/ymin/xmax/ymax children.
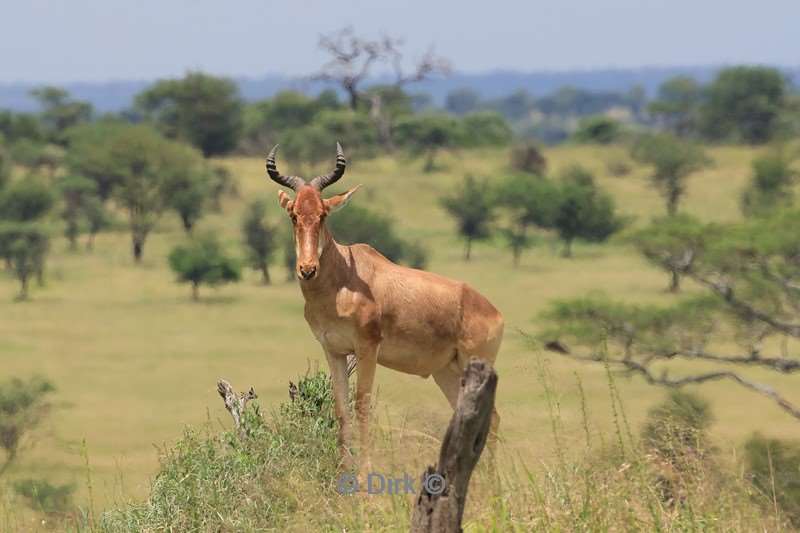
<box><xmin>13</xmin><ymin>478</ymin><xmax>75</xmax><ymax>516</ymax></box>
<box><xmin>460</xmin><ymin>111</ymin><xmax>513</xmax><ymax>147</ymax></box>
<box><xmin>631</xmin><ymin>133</ymin><xmax>708</xmax><ymax>215</ymax></box>
<box><xmin>168</xmin><ymin>233</ymin><xmax>241</xmax><ymax>301</ymax></box>
<box><xmin>510</xmin><ymin>141</ymin><xmax>547</xmax><ymax>175</ymax></box>
<box><xmin>241</xmin><ymin>199</ymin><xmax>279</xmax><ymax>284</ymax></box>
<box><xmin>745</xmin><ymin>434</ymin><xmax>800</xmax><ymax>526</ymax></box>
<box><xmin>740</xmin><ymin>151</ymin><xmax>798</xmax><ymax>217</ymax></box>
<box><xmin>605</xmin><ymin>156</ymin><xmax>632</xmax><ymax>177</ymax></box>
<box><xmin>101</xmin><ymin>370</ymin><xmax>339</xmax><ymax>531</ymax></box>
<box><xmin>440</xmin><ymin>175</ymin><xmax>496</xmax><ymax>260</ymax></box>
<box><xmin>551</xmin><ymin>166</ymin><xmax>625</xmax><ymax>257</ymax></box>
<box><xmin>642</xmin><ymin>390</ymin><xmax>714</xmax><ymax>463</ymax></box>
<box><xmin>573</xmin><ymin>115</ymin><xmax>623</xmax><ymax>144</ymax></box>
<box><xmin>0</xmin><ymin>376</ymin><xmax>55</xmax><ymax>474</ymax></box>
<box><xmin>0</xmin><ymin>222</ymin><xmax>50</xmax><ymax>300</ymax></box>
<box><xmin>328</xmin><ymin>204</ymin><xmax>427</xmax><ymax>267</ymax></box>
<box><xmin>0</xmin><ymin>177</ymin><xmax>55</xmax><ymax>222</ymax></box>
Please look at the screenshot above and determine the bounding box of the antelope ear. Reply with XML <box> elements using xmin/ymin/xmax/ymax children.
<box><xmin>277</xmin><ymin>190</ymin><xmax>294</xmax><ymax>212</ymax></box>
<box><xmin>324</xmin><ymin>185</ymin><xmax>361</xmax><ymax>213</ymax></box>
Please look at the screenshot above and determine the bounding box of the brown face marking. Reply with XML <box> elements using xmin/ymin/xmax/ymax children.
<box><xmin>291</xmin><ymin>186</ymin><xmax>328</xmax><ymax>280</ymax></box>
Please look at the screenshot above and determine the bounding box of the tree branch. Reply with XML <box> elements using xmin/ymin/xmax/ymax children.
<box><xmin>543</xmin><ymin>344</ymin><xmax>800</xmax><ymax>421</ymax></box>
<box><xmin>692</xmin><ymin>274</ymin><xmax>800</xmax><ymax>337</ymax></box>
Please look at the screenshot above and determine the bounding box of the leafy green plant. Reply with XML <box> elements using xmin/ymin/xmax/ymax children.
<box><xmin>241</xmin><ymin>199</ymin><xmax>279</xmax><ymax>284</ymax></box>
<box><xmin>740</xmin><ymin>150</ymin><xmax>798</xmax><ymax>217</ymax></box>
<box><xmin>329</xmin><ymin>203</ymin><xmax>427</xmax><ymax>267</ymax></box>
<box><xmin>440</xmin><ymin>175</ymin><xmax>496</xmax><ymax>260</ymax></box>
<box><xmin>13</xmin><ymin>478</ymin><xmax>75</xmax><ymax>516</ymax></box>
<box><xmin>101</xmin><ymin>370</ymin><xmax>339</xmax><ymax>532</ymax></box>
<box><xmin>642</xmin><ymin>390</ymin><xmax>714</xmax><ymax>463</ymax></box>
<box><xmin>627</xmin><ymin>214</ymin><xmax>714</xmax><ymax>292</ymax></box>
<box><xmin>510</xmin><ymin>140</ymin><xmax>547</xmax><ymax>175</ymax></box>
<box><xmin>0</xmin><ymin>376</ymin><xmax>55</xmax><ymax>475</ymax></box>
<box><xmin>573</xmin><ymin>115</ymin><xmax>623</xmax><ymax>144</ymax></box>
<box><xmin>168</xmin><ymin>233</ymin><xmax>241</xmax><ymax>300</ymax></box>
<box><xmin>631</xmin><ymin>133</ymin><xmax>708</xmax><ymax>215</ymax></box>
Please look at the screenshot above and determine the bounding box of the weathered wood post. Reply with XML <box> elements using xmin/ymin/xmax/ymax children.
<box><xmin>410</xmin><ymin>358</ymin><xmax>498</xmax><ymax>533</ymax></box>
<box><xmin>216</xmin><ymin>379</ymin><xmax>257</xmax><ymax>436</ymax></box>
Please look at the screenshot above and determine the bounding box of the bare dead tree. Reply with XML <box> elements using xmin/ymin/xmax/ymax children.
<box><xmin>216</xmin><ymin>379</ymin><xmax>258</xmax><ymax>436</ymax></box>
<box><xmin>388</xmin><ymin>45</ymin><xmax>451</xmax><ymax>88</ymax></box>
<box><xmin>313</xmin><ymin>28</ymin><xmax>450</xmax><ymax>151</ymax></box>
<box><xmin>410</xmin><ymin>359</ymin><xmax>497</xmax><ymax>533</ymax></box>
<box><xmin>314</xmin><ymin>27</ymin><xmax>388</xmax><ymax>110</ymax></box>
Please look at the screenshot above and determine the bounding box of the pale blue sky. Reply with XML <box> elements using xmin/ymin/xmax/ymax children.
<box><xmin>2</xmin><ymin>0</ymin><xmax>798</xmax><ymax>82</ymax></box>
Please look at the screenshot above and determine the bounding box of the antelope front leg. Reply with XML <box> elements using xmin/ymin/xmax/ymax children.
<box><xmin>324</xmin><ymin>348</ymin><xmax>353</xmax><ymax>470</ymax></box>
<box><xmin>354</xmin><ymin>342</ymin><xmax>378</xmax><ymax>479</ymax></box>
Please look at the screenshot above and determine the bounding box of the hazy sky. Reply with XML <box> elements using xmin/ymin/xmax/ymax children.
<box><xmin>3</xmin><ymin>0</ymin><xmax>798</xmax><ymax>83</ymax></box>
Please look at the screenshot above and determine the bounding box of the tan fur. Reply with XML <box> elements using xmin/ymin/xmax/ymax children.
<box><xmin>281</xmin><ymin>184</ymin><xmax>504</xmax><ymax>472</ymax></box>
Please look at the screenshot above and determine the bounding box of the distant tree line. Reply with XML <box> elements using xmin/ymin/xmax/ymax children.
<box><xmin>445</xmin><ymin>65</ymin><xmax>798</xmax><ymax>145</ymax></box>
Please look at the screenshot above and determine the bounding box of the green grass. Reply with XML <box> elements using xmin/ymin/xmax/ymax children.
<box><xmin>1</xmin><ymin>144</ymin><xmax>798</xmax><ymax>528</ymax></box>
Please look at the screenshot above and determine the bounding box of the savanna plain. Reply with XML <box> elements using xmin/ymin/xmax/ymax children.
<box><xmin>2</xmin><ymin>144</ymin><xmax>798</xmax><ymax>530</ymax></box>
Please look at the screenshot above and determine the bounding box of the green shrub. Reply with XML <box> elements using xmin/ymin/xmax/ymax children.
<box><xmin>13</xmin><ymin>478</ymin><xmax>75</xmax><ymax>516</ymax></box>
<box><xmin>510</xmin><ymin>140</ymin><xmax>547</xmax><ymax>175</ymax></box>
<box><xmin>101</xmin><ymin>370</ymin><xmax>339</xmax><ymax>532</ymax></box>
<box><xmin>573</xmin><ymin>115</ymin><xmax>623</xmax><ymax>144</ymax></box>
<box><xmin>0</xmin><ymin>376</ymin><xmax>55</xmax><ymax>474</ymax></box>
<box><xmin>329</xmin><ymin>204</ymin><xmax>427</xmax><ymax>268</ymax></box>
<box><xmin>642</xmin><ymin>390</ymin><xmax>714</xmax><ymax>463</ymax></box>
<box><xmin>167</xmin><ymin>233</ymin><xmax>241</xmax><ymax>300</ymax></box>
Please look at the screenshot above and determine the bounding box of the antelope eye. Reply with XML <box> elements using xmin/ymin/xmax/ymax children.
<box><xmin>290</xmin><ymin>214</ymin><xmax>297</xmax><ymax>224</ymax></box>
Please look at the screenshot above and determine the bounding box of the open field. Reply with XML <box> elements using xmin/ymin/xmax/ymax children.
<box><xmin>2</xmin><ymin>143</ymin><xmax>799</xmax><ymax>517</ymax></box>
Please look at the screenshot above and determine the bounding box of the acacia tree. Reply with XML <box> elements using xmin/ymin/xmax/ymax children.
<box><xmin>82</xmin><ymin>196</ymin><xmax>110</xmax><ymax>251</ymax></box>
<box><xmin>700</xmin><ymin>66</ymin><xmax>787</xmax><ymax>144</ymax></box>
<box><xmin>0</xmin><ymin>143</ymin><xmax>10</xmax><ymax>190</ymax></box>
<box><xmin>541</xmin><ymin>208</ymin><xmax>800</xmax><ymax>422</ymax></box>
<box><xmin>168</xmin><ymin>233</ymin><xmax>241</xmax><ymax>301</ymax></box>
<box><xmin>440</xmin><ymin>175</ymin><xmax>495</xmax><ymax>261</ymax></box>
<box><xmin>494</xmin><ymin>174</ymin><xmax>558</xmax><ymax>266</ymax></box>
<box><xmin>0</xmin><ymin>178</ymin><xmax>54</xmax><ymax>299</ymax></box>
<box><xmin>551</xmin><ymin>166</ymin><xmax>624</xmax><ymax>257</ymax></box>
<box><xmin>329</xmin><ymin>203</ymin><xmax>425</xmax><ymax>266</ymax></box>
<box><xmin>29</xmin><ymin>86</ymin><xmax>92</xmax><ymax>145</ymax></box>
<box><xmin>394</xmin><ymin>114</ymin><xmax>463</xmax><ymax>172</ymax></box>
<box><xmin>631</xmin><ymin>133</ymin><xmax>708</xmax><ymax>216</ymax></box>
<box><xmin>68</xmin><ymin>123</ymin><xmax>205</xmax><ymax>262</ymax></box>
<box><xmin>628</xmin><ymin>214</ymin><xmax>713</xmax><ymax>292</ymax></box>
<box><xmin>241</xmin><ymin>199</ymin><xmax>278</xmax><ymax>285</ymax></box>
<box><xmin>0</xmin><ymin>223</ymin><xmax>49</xmax><ymax>301</ymax></box>
<box><xmin>161</xmin><ymin>159</ymin><xmax>211</xmax><ymax>234</ymax></box>
<box><xmin>59</xmin><ymin>175</ymin><xmax>97</xmax><ymax>250</ymax></box>
<box><xmin>135</xmin><ymin>72</ymin><xmax>243</xmax><ymax>156</ymax></box>
<box><xmin>648</xmin><ymin>76</ymin><xmax>703</xmax><ymax>137</ymax></box>
<box><xmin>0</xmin><ymin>376</ymin><xmax>55</xmax><ymax>475</ymax></box>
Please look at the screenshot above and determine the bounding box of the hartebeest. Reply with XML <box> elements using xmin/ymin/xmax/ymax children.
<box><xmin>265</xmin><ymin>144</ymin><xmax>503</xmax><ymax>474</ymax></box>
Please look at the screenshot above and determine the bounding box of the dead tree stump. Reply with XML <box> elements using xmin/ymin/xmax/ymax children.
<box><xmin>410</xmin><ymin>358</ymin><xmax>498</xmax><ymax>533</ymax></box>
<box><xmin>216</xmin><ymin>379</ymin><xmax>257</xmax><ymax>436</ymax></box>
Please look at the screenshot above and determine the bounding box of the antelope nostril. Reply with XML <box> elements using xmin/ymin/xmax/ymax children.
<box><xmin>299</xmin><ymin>265</ymin><xmax>317</xmax><ymax>280</ymax></box>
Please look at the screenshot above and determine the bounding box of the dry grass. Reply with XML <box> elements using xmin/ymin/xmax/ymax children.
<box><xmin>1</xmin><ymin>144</ymin><xmax>798</xmax><ymax>527</ymax></box>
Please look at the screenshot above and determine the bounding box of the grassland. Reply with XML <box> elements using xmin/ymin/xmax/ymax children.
<box><xmin>1</xmin><ymin>144</ymin><xmax>799</xmax><ymax>523</ymax></box>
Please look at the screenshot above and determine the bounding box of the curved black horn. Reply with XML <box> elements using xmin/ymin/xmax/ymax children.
<box><xmin>265</xmin><ymin>145</ymin><xmax>306</xmax><ymax>191</ymax></box>
<box><xmin>310</xmin><ymin>143</ymin><xmax>346</xmax><ymax>191</ymax></box>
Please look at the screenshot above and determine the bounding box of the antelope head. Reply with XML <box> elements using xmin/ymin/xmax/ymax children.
<box><xmin>266</xmin><ymin>143</ymin><xmax>360</xmax><ymax>281</ymax></box>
